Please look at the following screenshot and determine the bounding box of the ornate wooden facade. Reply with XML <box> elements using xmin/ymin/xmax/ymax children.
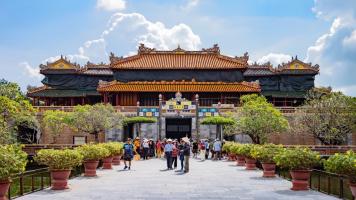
<box><xmin>27</xmin><ymin>44</ymin><xmax>319</xmax><ymax>107</ymax></box>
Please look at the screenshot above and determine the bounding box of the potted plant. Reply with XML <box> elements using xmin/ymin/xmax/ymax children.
<box><xmin>274</xmin><ymin>147</ymin><xmax>320</xmax><ymax>191</ymax></box>
<box><xmin>35</xmin><ymin>149</ymin><xmax>83</xmax><ymax>190</ymax></box>
<box><xmin>324</xmin><ymin>151</ymin><xmax>356</xmax><ymax>198</ymax></box>
<box><xmin>0</xmin><ymin>145</ymin><xmax>27</xmax><ymax>200</ymax></box>
<box><xmin>251</xmin><ymin>144</ymin><xmax>283</xmax><ymax>177</ymax></box>
<box><xmin>222</xmin><ymin>142</ymin><xmax>236</xmax><ymax>161</ymax></box>
<box><xmin>76</xmin><ymin>144</ymin><xmax>109</xmax><ymax>177</ymax></box>
<box><xmin>231</xmin><ymin>144</ymin><xmax>245</xmax><ymax>166</ymax></box>
<box><xmin>99</xmin><ymin>143</ymin><xmax>119</xmax><ymax>169</ymax></box>
<box><xmin>111</xmin><ymin>143</ymin><xmax>124</xmax><ymax>165</ymax></box>
<box><xmin>236</xmin><ymin>144</ymin><xmax>256</xmax><ymax>170</ymax></box>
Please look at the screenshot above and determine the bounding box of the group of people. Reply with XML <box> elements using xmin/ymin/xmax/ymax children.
<box><xmin>121</xmin><ymin>137</ymin><xmax>225</xmax><ymax>173</ymax></box>
<box><xmin>192</xmin><ymin>138</ymin><xmax>224</xmax><ymax>161</ymax></box>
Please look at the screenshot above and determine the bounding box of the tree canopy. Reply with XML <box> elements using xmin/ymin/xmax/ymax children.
<box><xmin>201</xmin><ymin>116</ymin><xmax>235</xmax><ymax>125</ymax></box>
<box><xmin>233</xmin><ymin>94</ymin><xmax>289</xmax><ymax>144</ymax></box>
<box><xmin>295</xmin><ymin>90</ymin><xmax>356</xmax><ymax>145</ymax></box>
<box><xmin>65</xmin><ymin>104</ymin><xmax>125</xmax><ymax>142</ymax></box>
<box><xmin>122</xmin><ymin>116</ymin><xmax>157</xmax><ymax>126</ymax></box>
<box><xmin>0</xmin><ymin>79</ymin><xmax>39</xmax><ymax>144</ymax></box>
<box><xmin>42</xmin><ymin>110</ymin><xmax>69</xmax><ymax>143</ymax></box>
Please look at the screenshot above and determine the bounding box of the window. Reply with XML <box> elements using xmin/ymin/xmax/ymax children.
<box><xmin>73</xmin><ymin>136</ymin><xmax>86</xmax><ymax>145</ymax></box>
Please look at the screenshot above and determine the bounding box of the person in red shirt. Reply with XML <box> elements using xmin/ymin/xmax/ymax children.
<box><xmin>172</xmin><ymin>140</ymin><xmax>179</xmax><ymax>169</ymax></box>
<box><xmin>156</xmin><ymin>140</ymin><xmax>163</xmax><ymax>158</ymax></box>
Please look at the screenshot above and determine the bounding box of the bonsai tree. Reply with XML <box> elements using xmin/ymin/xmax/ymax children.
<box><xmin>234</xmin><ymin>144</ymin><xmax>257</xmax><ymax>170</ymax></box>
<box><xmin>76</xmin><ymin>144</ymin><xmax>110</xmax><ymax>177</ymax></box>
<box><xmin>251</xmin><ymin>144</ymin><xmax>283</xmax><ymax>177</ymax></box>
<box><xmin>123</xmin><ymin>117</ymin><xmax>157</xmax><ymax>138</ymax></box>
<box><xmin>201</xmin><ymin>116</ymin><xmax>235</xmax><ymax>141</ymax></box>
<box><xmin>66</xmin><ymin>104</ymin><xmax>125</xmax><ymax>142</ymax></box>
<box><xmin>294</xmin><ymin>91</ymin><xmax>356</xmax><ymax>145</ymax></box>
<box><xmin>35</xmin><ymin>149</ymin><xmax>83</xmax><ymax>190</ymax></box>
<box><xmin>42</xmin><ymin>110</ymin><xmax>69</xmax><ymax>143</ymax></box>
<box><xmin>97</xmin><ymin>142</ymin><xmax>124</xmax><ymax>169</ymax></box>
<box><xmin>324</xmin><ymin>151</ymin><xmax>356</xmax><ymax>197</ymax></box>
<box><xmin>235</xmin><ymin>94</ymin><xmax>289</xmax><ymax>144</ymax></box>
<box><xmin>0</xmin><ymin>145</ymin><xmax>27</xmax><ymax>199</ymax></box>
<box><xmin>274</xmin><ymin>147</ymin><xmax>320</xmax><ymax>190</ymax></box>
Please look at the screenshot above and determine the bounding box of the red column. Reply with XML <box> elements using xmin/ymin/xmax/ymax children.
<box><xmin>115</xmin><ymin>93</ymin><xmax>119</xmax><ymax>106</ymax></box>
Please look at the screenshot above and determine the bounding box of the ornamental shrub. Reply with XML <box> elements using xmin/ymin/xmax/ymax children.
<box><xmin>250</xmin><ymin>144</ymin><xmax>283</xmax><ymax>163</ymax></box>
<box><xmin>273</xmin><ymin>147</ymin><xmax>320</xmax><ymax>170</ymax></box>
<box><xmin>76</xmin><ymin>144</ymin><xmax>110</xmax><ymax>161</ymax></box>
<box><xmin>324</xmin><ymin>151</ymin><xmax>356</xmax><ymax>183</ymax></box>
<box><xmin>99</xmin><ymin>142</ymin><xmax>124</xmax><ymax>157</ymax></box>
<box><xmin>0</xmin><ymin>145</ymin><xmax>28</xmax><ymax>180</ymax></box>
<box><xmin>233</xmin><ymin>144</ymin><xmax>255</xmax><ymax>158</ymax></box>
<box><xmin>123</xmin><ymin>117</ymin><xmax>157</xmax><ymax>126</ymax></box>
<box><xmin>35</xmin><ymin>149</ymin><xmax>83</xmax><ymax>170</ymax></box>
<box><xmin>222</xmin><ymin>141</ymin><xmax>235</xmax><ymax>154</ymax></box>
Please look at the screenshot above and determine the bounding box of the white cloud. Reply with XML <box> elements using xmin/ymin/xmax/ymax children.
<box><xmin>97</xmin><ymin>0</ymin><xmax>126</xmax><ymax>11</ymax></box>
<box><xmin>181</xmin><ymin>0</ymin><xmax>200</xmax><ymax>10</ymax></box>
<box><xmin>255</xmin><ymin>53</ymin><xmax>292</xmax><ymax>66</ymax></box>
<box><xmin>19</xmin><ymin>62</ymin><xmax>43</xmax><ymax>80</ymax></box>
<box><xmin>334</xmin><ymin>85</ymin><xmax>356</xmax><ymax>97</ymax></box>
<box><xmin>306</xmin><ymin>0</ymin><xmax>356</xmax><ymax>96</ymax></box>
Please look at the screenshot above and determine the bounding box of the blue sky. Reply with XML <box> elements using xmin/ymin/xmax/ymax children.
<box><xmin>0</xmin><ymin>0</ymin><xmax>355</xmax><ymax>96</ymax></box>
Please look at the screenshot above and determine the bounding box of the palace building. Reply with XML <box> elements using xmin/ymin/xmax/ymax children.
<box><xmin>27</xmin><ymin>44</ymin><xmax>319</xmax><ymax>142</ymax></box>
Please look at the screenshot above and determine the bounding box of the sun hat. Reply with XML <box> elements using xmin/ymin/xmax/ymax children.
<box><xmin>167</xmin><ymin>139</ymin><xmax>173</xmax><ymax>142</ymax></box>
<box><xmin>182</xmin><ymin>137</ymin><xmax>189</xmax><ymax>143</ymax></box>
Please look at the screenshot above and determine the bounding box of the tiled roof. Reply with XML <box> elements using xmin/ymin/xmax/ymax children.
<box><xmin>27</xmin><ymin>86</ymin><xmax>100</xmax><ymax>97</ymax></box>
<box><xmin>111</xmin><ymin>44</ymin><xmax>248</xmax><ymax>70</ymax></box>
<box><xmin>82</xmin><ymin>69</ymin><xmax>113</xmax><ymax>76</ymax></box>
<box><xmin>276</xmin><ymin>57</ymin><xmax>319</xmax><ymax>75</ymax></box>
<box><xmin>97</xmin><ymin>80</ymin><xmax>261</xmax><ymax>92</ymax></box>
<box><xmin>244</xmin><ymin>63</ymin><xmax>275</xmax><ymax>76</ymax></box>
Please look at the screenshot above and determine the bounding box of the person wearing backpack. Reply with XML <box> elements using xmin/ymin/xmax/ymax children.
<box><xmin>123</xmin><ymin>138</ymin><xmax>134</xmax><ymax>170</ymax></box>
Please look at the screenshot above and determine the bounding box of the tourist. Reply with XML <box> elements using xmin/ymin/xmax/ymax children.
<box><xmin>164</xmin><ymin>139</ymin><xmax>174</xmax><ymax>170</ymax></box>
<box><xmin>213</xmin><ymin>139</ymin><xmax>222</xmax><ymax>160</ymax></box>
<box><xmin>148</xmin><ymin>139</ymin><xmax>155</xmax><ymax>158</ymax></box>
<box><xmin>192</xmin><ymin>140</ymin><xmax>198</xmax><ymax>158</ymax></box>
<box><xmin>209</xmin><ymin>140</ymin><xmax>214</xmax><ymax>159</ymax></box>
<box><xmin>178</xmin><ymin>139</ymin><xmax>185</xmax><ymax>171</ymax></box>
<box><xmin>123</xmin><ymin>138</ymin><xmax>134</xmax><ymax>170</ymax></box>
<box><xmin>134</xmin><ymin>137</ymin><xmax>141</xmax><ymax>160</ymax></box>
<box><xmin>182</xmin><ymin>137</ymin><xmax>191</xmax><ymax>173</ymax></box>
<box><xmin>199</xmin><ymin>140</ymin><xmax>206</xmax><ymax>161</ymax></box>
<box><xmin>156</xmin><ymin>139</ymin><xmax>163</xmax><ymax>158</ymax></box>
<box><xmin>172</xmin><ymin>140</ymin><xmax>179</xmax><ymax>169</ymax></box>
<box><xmin>142</xmin><ymin>138</ymin><xmax>149</xmax><ymax>160</ymax></box>
<box><xmin>205</xmin><ymin>139</ymin><xmax>210</xmax><ymax>159</ymax></box>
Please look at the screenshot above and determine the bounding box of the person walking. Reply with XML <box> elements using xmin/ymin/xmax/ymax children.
<box><xmin>156</xmin><ymin>140</ymin><xmax>163</xmax><ymax>158</ymax></box>
<box><xmin>178</xmin><ymin>139</ymin><xmax>185</xmax><ymax>171</ymax></box>
<box><xmin>142</xmin><ymin>138</ymin><xmax>149</xmax><ymax>160</ymax></box>
<box><xmin>164</xmin><ymin>139</ymin><xmax>174</xmax><ymax>170</ymax></box>
<box><xmin>172</xmin><ymin>140</ymin><xmax>179</xmax><ymax>169</ymax></box>
<box><xmin>133</xmin><ymin>137</ymin><xmax>141</xmax><ymax>160</ymax></box>
<box><xmin>213</xmin><ymin>139</ymin><xmax>222</xmax><ymax>160</ymax></box>
<box><xmin>182</xmin><ymin>137</ymin><xmax>190</xmax><ymax>173</ymax></box>
<box><xmin>205</xmin><ymin>139</ymin><xmax>210</xmax><ymax>159</ymax></box>
<box><xmin>199</xmin><ymin>140</ymin><xmax>206</xmax><ymax>161</ymax></box>
<box><xmin>148</xmin><ymin>139</ymin><xmax>155</xmax><ymax>158</ymax></box>
<box><xmin>192</xmin><ymin>140</ymin><xmax>198</xmax><ymax>158</ymax></box>
<box><xmin>123</xmin><ymin>138</ymin><xmax>134</xmax><ymax>170</ymax></box>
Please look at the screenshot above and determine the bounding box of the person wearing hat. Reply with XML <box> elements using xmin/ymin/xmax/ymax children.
<box><xmin>213</xmin><ymin>138</ymin><xmax>222</xmax><ymax>160</ymax></box>
<box><xmin>182</xmin><ymin>137</ymin><xmax>191</xmax><ymax>173</ymax></box>
<box><xmin>164</xmin><ymin>139</ymin><xmax>174</xmax><ymax>170</ymax></box>
<box><xmin>142</xmin><ymin>138</ymin><xmax>149</xmax><ymax>160</ymax></box>
<box><xmin>123</xmin><ymin>138</ymin><xmax>134</xmax><ymax>170</ymax></box>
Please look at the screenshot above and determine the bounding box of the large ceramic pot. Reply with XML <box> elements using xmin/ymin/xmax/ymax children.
<box><xmin>350</xmin><ymin>182</ymin><xmax>356</xmax><ymax>198</ymax></box>
<box><xmin>245</xmin><ymin>157</ymin><xmax>257</xmax><ymax>170</ymax></box>
<box><xmin>102</xmin><ymin>156</ymin><xmax>113</xmax><ymax>169</ymax></box>
<box><xmin>236</xmin><ymin>155</ymin><xmax>245</xmax><ymax>166</ymax></box>
<box><xmin>261</xmin><ymin>163</ymin><xmax>276</xmax><ymax>178</ymax></box>
<box><xmin>0</xmin><ymin>179</ymin><xmax>10</xmax><ymax>200</ymax></box>
<box><xmin>112</xmin><ymin>155</ymin><xmax>121</xmax><ymax>165</ymax></box>
<box><xmin>290</xmin><ymin>170</ymin><xmax>311</xmax><ymax>191</ymax></box>
<box><xmin>228</xmin><ymin>153</ymin><xmax>237</xmax><ymax>161</ymax></box>
<box><xmin>84</xmin><ymin>160</ymin><xmax>99</xmax><ymax>177</ymax></box>
<box><xmin>50</xmin><ymin>170</ymin><xmax>71</xmax><ymax>190</ymax></box>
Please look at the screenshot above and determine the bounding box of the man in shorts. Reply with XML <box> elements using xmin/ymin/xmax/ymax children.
<box><xmin>123</xmin><ymin>138</ymin><xmax>134</xmax><ymax>170</ymax></box>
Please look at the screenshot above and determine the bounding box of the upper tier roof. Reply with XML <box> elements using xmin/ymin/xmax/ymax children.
<box><xmin>110</xmin><ymin>44</ymin><xmax>249</xmax><ymax>70</ymax></box>
<box><xmin>97</xmin><ymin>80</ymin><xmax>261</xmax><ymax>93</ymax></box>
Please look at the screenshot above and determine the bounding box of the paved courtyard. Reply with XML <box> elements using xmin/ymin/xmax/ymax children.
<box><xmin>18</xmin><ymin>158</ymin><xmax>337</xmax><ymax>200</ymax></box>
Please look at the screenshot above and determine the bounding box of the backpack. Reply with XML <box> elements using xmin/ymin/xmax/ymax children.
<box><xmin>124</xmin><ymin>144</ymin><xmax>133</xmax><ymax>155</ymax></box>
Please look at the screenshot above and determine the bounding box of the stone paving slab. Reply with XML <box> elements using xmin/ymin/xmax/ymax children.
<box><xmin>17</xmin><ymin>158</ymin><xmax>338</xmax><ymax>200</ymax></box>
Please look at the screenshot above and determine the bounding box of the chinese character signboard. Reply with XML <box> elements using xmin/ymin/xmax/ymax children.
<box><xmin>139</xmin><ymin>108</ymin><xmax>159</xmax><ymax>117</ymax></box>
<box><xmin>198</xmin><ymin>108</ymin><xmax>219</xmax><ymax>117</ymax></box>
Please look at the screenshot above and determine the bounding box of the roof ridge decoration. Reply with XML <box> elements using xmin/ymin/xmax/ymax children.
<box><xmin>27</xmin><ymin>85</ymin><xmax>50</xmax><ymax>94</ymax></box>
<box><xmin>84</xmin><ymin>61</ymin><xmax>110</xmax><ymax>69</ymax></box>
<box><xmin>39</xmin><ymin>55</ymin><xmax>81</xmax><ymax>70</ymax></box>
<box><xmin>277</xmin><ymin>56</ymin><xmax>319</xmax><ymax>73</ymax></box>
